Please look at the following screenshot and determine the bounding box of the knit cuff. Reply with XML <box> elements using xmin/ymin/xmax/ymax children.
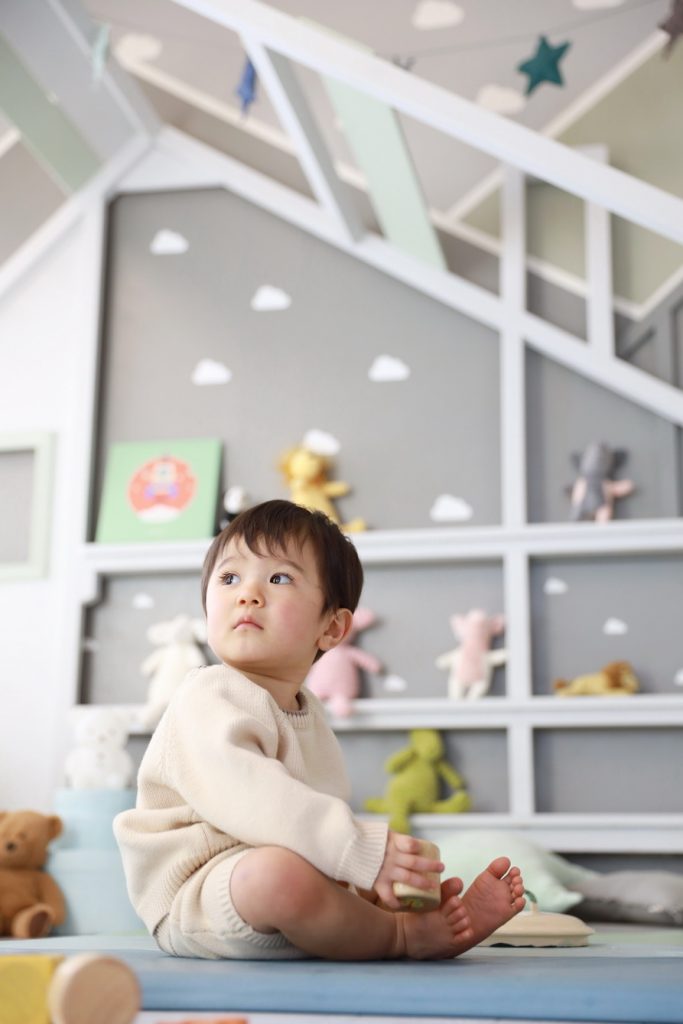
<box><xmin>337</xmin><ymin>819</ymin><xmax>389</xmax><ymax>891</ymax></box>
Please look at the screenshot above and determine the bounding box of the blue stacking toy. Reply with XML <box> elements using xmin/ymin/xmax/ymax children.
<box><xmin>47</xmin><ymin>788</ymin><xmax>144</xmax><ymax>936</ymax></box>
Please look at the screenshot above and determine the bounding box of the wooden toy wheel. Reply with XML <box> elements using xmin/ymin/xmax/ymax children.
<box><xmin>47</xmin><ymin>954</ymin><xmax>140</xmax><ymax>1024</ymax></box>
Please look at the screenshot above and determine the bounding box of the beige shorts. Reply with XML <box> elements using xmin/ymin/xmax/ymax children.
<box><xmin>154</xmin><ymin>848</ymin><xmax>309</xmax><ymax>960</ymax></box>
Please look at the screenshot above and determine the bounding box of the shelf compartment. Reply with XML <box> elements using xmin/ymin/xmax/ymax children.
<box><xmin>530</xmin><ymin>552</ymin><xmax>683</xmax><ymax>696</ymax></box>
<box><xmin>533</xmin><ymin>726</ymin><xmax>683</xmax><ymax>814</ymax></box>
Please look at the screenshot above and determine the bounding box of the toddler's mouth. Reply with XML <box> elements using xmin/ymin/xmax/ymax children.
<box><xmin>235</xmin><ymin>618</ymin><xmax>262</xmax><ymax>630</ymax></box>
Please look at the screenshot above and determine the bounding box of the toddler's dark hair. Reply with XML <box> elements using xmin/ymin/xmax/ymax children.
<box><xmin>201</xmin><ymin>499</ymin><xmax>363</xmax><ymax>617</ymax></box>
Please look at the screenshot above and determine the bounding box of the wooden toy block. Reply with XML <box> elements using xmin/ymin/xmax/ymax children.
<box><xmin>393</xmin><ymin>839</ymin><xmax>442</xmax><ymax>911</ymax></box>
<box><xmin>0</xmin><ymin>955</ymin><xmax>64</xmax><ymax>1024</ymax></box>
<box><xmin>47</xmin><ymin>953</ymin><xmax>140</xmax><ymax>1024</ymax></box>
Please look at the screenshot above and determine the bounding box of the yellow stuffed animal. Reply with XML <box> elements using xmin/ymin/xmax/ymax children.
<box><xmin>364</xmin><ymin>729</ymin><xmax>471</xmax><ymax>834</ymax></box>
<box><xmin>553</xmin><ymin>660</ymin><xmax>639</xmax><ymax>696</ymax></box>
<box><xmin>0</xmin><ymin>810</ymin><xmax>66</xmax><ymax>938</ymax></box>
<box><xmin>279</xmin><ymin>445</ymin><xmax>366</xmax><ymax>532</ymax></box>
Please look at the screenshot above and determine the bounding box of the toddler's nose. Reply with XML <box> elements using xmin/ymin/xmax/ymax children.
<box><xmin>238</xmin><ymin>583</ymin><xmax>264</xmax><ymax>606</ymax></box>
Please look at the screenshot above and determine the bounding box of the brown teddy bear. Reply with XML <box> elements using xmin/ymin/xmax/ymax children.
<box><xmin>0</xmin><ymin>810</ymin><xmax>66</xmax><ymax>938</ymax></box>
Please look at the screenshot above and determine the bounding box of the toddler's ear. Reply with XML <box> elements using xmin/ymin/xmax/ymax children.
<box><xmin>319</xmin><ymin>608</ymin><xmax>354</xmax><ymax>652</ymax></box>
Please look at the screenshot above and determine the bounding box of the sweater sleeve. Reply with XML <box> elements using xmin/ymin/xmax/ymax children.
<box><xmin>163</xmin><ymin>677</ymin><xmax>388</xmax><ymax>891</ymax></box>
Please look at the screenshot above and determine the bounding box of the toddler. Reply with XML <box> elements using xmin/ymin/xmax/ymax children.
<box><xmin>114</xmin><ymin>499</ymin><xmax>524</xmax><ymax>960</ymax></box>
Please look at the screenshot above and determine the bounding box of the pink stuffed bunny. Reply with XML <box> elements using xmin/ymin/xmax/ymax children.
<box><xmin>306</xmin><ymin>607</ymin><xmax>381</xmax><ymax>717</ymax></box>
<box><xmin>435</xmin><ymin>609</ymin><xmax>506</xmax><ymax>700</ymax></box>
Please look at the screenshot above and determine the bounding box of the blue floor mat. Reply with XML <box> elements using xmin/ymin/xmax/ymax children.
<box><xmin>2</xmin><ymin>930</ymin><xmax>682</xmax><ymax>1023</ymax></box>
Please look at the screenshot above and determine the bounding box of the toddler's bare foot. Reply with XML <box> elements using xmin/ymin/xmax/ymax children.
<box><xmin>399</xmin><ymin>877</ymin><xmax>475</xmax><ymax>960</ymax></box>
<box><xmin>460</xmin><ymin>856</ymin><xmax>526</xmax><ymax>946</ymax></box>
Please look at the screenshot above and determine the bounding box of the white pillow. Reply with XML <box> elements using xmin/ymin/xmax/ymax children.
<box><xmin>424</xmin><ymin>829</ymin><xmax>593</xmax><ymax>912</ymax></box>
<box><xmin>569</xmin><ymin>870</ymin><xmax>683</xmax><ymax>926</ymax></box>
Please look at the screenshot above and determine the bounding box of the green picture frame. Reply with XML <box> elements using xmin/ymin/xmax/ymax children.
<box><xmin>95</xmin><ymin>438</ymin><xmax>223</xmax><ymax>543</ymax></box>
<box><xmin>0</xmin><ymin>432</ymin><xmax>54</xmax><ymax>580</ymax></box>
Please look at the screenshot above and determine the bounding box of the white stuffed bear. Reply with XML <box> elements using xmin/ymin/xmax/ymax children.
<box><xmin>64</xmin><ymin>707</ymin><xmax>134</xmax><ymax>789</ymax></box>
<box><xmin>138</xmin><ymin>613</ymin><xmax>207</xmax><ymax>729</ymax></box>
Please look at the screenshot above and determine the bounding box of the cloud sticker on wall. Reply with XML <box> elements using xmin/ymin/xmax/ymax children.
<box><xmin>603</xmin><ymin>617</ymin><xmax>628</xmax><ymax>636</ymax></box>
<box><xmin>150</xmin><ymin>229</ymin><xmax>189</xmax><ymax>255</ymax></box>
<box><xmin>476</xmin><ymin>84</ymin><xmax>526</xmax><ymax>115</ymax></box>
<box><xmin>383</xmin><ymin>674</ymin><xmax>408</xmax><ymax>693</ymax></box>
<box><xmin>544</xmin><ymin>577</ymin><xmax>568</xmax><ymax>596</ymax></box>
<box><xmin>132</xmin><ymin>592</ymin><xmax>155</xmax><ymax>610</ymax></box>
<box><xmin>430</xmin><ymin>494</ymin><xmax>474</xmax><ymax>522</ymax></box>
<box><xmin>368</xmin><ymin>355</ymin><xmax>411</xmax><ymax>382</ymax></box>
<box><xmin>251</xmin><ymin>285</ymin><xmax>291</xmax><ymax>312</ymax></box>
<box><xmin>674</xmin><ymin>668</ymin><xmax>683</xmax><ymax>687</ymax></box>
<box><xmin>191</xmin><ymin>359</ymin><xmax>232</xmax><ymax>386</ymax></box>
<box><xmin>303</xmin><ymin>428</ymin><xmax>341</xmax><ymax>456</ymax></box>
<box><xmin>412</xmin><ymin>1</ymin><xmax>465</xmax><ymax>30</ymax></box>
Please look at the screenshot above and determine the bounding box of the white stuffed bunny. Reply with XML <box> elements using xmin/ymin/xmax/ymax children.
<box><xmin>138</xmin><ymin>614</ymin><xmax>207</xmax><ymax>729</ymax></box>
<box><xmin>64</xmin><ymin>707</ymin><xmax>134</xmax><ymax>789</ymax></box>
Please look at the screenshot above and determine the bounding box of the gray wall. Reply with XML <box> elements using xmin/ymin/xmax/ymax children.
<box><xmin>85</xmin><ymin>186</ymin><xmax>683</xmax><ymax>828</ymax></box>
<box><xmin>94</xmin><ymin>187</ymin><xmax>501</xmax><ymax>533</ymax></box>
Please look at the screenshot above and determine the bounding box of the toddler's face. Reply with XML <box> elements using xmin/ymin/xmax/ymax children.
<box><xmin>205</xmin><ymin>536</ymin><xmax>337</xmax><ymax>685</ymax></box>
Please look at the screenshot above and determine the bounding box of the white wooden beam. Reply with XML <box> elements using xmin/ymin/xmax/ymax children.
<box><xmin>504</xmin><ymin>548</ymin><xmax>532</xmax><ymax>705</ymax></box>
<box><xmin>52</xmin><ymin>197</ymin><xmax>110</xmax><ymax>784</ymax></box>
<box><xmin>584</xmin><ymin>146</ymin><xmax>615</xmax><ymax>359</ymax></box>
<box><xmin>170</xmin><ymin>0</ymin><xmax>683</xmax><ymax>246</ymax></box>
<box><xmin>499</xmin><ymin>166</ymin><xmax>527</xmax><ymax>529</ymax></box>
<box><xmin>507</xmin><ymin>722</ymin><xmax>535</xmax><ymax>817</ymax></box>
<box><xmin>241</xmin><ymin>38</ymin><xmax>364</xmax><ymax>244</ymax></box>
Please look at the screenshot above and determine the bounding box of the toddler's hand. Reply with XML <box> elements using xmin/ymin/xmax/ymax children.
<box><xmin>373</xmin><ymin>832</ymin><xmax>444</xmax><ymax>910</ymax></box>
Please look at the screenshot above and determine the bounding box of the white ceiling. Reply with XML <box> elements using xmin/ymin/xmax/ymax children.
<box><xmin>81</xmin><ymin>0</ymin><xmax>672</xmax><ymax>213</ymax></box>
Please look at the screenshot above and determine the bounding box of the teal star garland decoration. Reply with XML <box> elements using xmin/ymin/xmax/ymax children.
<box><xmin>517</xmin><ymin>35</ymin><xmax>571</xmax><ymax>95</ymax></box>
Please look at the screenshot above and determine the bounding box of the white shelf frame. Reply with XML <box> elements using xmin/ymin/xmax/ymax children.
<box><xmin>104</xmin><ymin>695</ymin><xmax>683</xmax><ymax>735</ymax></box>
<box><xmin>79</xmin><ymin>518</ymin><xmax>683</xmax><ymax>580</ymax></box>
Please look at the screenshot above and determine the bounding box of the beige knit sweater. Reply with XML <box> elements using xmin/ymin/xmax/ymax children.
<box><xmin>114</xmin><ymin>664</ymin><xmax>389</xmax><ymax>934</ymax></box>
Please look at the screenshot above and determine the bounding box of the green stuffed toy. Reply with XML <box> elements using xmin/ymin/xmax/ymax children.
<box><xmin>364</xmin><ymin>729</ymin><xmax>471</xmax><ymax>834</ymax></box>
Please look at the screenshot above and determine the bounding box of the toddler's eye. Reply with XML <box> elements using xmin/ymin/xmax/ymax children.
<box><xmin>270</xmin><ymin>573</ymin><xmax>293</xmax><ymax>585</ymax></box>
<box><xmin>219</xmin><ymin>571</ymin><xmax>240</xmax><ymax>585</ymax></box>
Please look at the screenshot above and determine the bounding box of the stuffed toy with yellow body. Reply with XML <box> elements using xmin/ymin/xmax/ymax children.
<box><xmin>364</xmin><ymin>729</ymin><xmax>471</xmax><ymax>834</ymax></box>
<box><xmin>0</xmin><ymin>810</ymin><xmax>66</xmax><ymax>938</ymax></box>
<box><xmin>554</xmin><ymin>660</ymin><xmax>639</xmax><ymax>696</ymax></box>
<box><xmin>279</xmin><ymin>445</ymin><xmax>366</xmax><ymax>532</ymax></box>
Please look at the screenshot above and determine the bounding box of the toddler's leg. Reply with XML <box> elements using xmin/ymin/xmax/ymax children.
<box><xmin>230</xmin><ymin>847</ymin><xmax>474</xmax><ymax>961</ymax></box>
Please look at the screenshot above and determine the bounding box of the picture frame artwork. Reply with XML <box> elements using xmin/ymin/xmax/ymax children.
<box><xmin>0</xmin><ymin>431</ymin><xmax>54</xmax><ymax>580</ymax></box>
<box><xmin>95</xmin><ymin>438</ymin><xmax>223</xmax><ymax>543</ymax></box>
